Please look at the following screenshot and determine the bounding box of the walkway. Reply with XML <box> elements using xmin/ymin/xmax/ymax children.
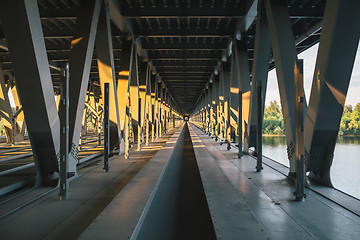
<box><xmin>0</xmin><ymin>123</ymin><xmax>359</xmax><ymax>240</ymax></box>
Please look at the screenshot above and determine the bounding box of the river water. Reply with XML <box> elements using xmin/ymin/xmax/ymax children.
<box><xmin>263</xmin><ymin>136</ymin><xmax>360</xmax><ymax>199</ymax></box>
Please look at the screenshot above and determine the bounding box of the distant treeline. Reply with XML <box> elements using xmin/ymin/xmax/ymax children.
<box><xmin>263</xmin><ymin>100</ymin><xmax>360</xmax><ymax>136</ymax></box>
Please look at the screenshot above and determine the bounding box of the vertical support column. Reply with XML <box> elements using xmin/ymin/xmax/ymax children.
<box><xmin>158</xmin><ymin>82</ymin><xmax>163</xmax><ymax>137</ymax></box>
<box><xmin>265</xmin><ymin>0</ymin><xmax>299</xmax><ymax>175</ymax></box>
<box><xmin>256</xmin><ymin>81</ymin><xmax>263</xmax><ymax>172</ymax></box>
<box><xmin>103</xmin><ymin>83</ymin><xmax>110</xmax><ymax>172</ymax></box>
<box><xmin>207</xmin><ymin>83</ymin><xmax>212</xmax><ymax>136</ymax></box>
<box><xmin>145</xmin><ymin>66</ymin><xmax>151</xmax><ymax>145</ymax></box>
<box><xmin>138</xmin><ymin>62</ymin><xmax>147</xmax><ymax>150</ymax></box>
<box><xmin>150</xmin><ymin>73</ymin><xmax>156</xmax><ymax>142</ymax></box>
<box><xmin>11</xmin><ymin>82</ymin><xmax>26</xmax><ymax>141</ymax></box>
<box><xmin>128</xmin><ymin>45</ymin><xmax>140</xmax><ymax>151</ymax></box>
<box><xmin>154</xmin><ymin>78</ymin><xmax>159</xmax><ymax>139</ymax></box>
<box><xmin>244</xmin><ymin>0</ymin><xmax>271</xmax><ymax>154</ymax></box>
<box><xmin>124</xmin><ymin>92</ymin><xmax>130</xmax><ymax>159</ymax></box>
<box><xmin>68</xmin><ymin>0</ymin><xmax>101</xmax><ymax>175</ymax></box>
<box><xmin>294</xmin><ymin>59</ymin><xmax>305</xmax><ymax>201</ymax></box>
<box><xmin>219</xmin><ymin>67</ymin><xmax>225</xmax><ymax>141</ymax></box>
<box><xmin>213</xmin><ymin>74</ymin><xmax>219</xmax><ymax>141</ymax></box>
<box><xmin>231</xmin><ymin>37</ymin><xmax>251</xmax><ymax>157</ymax></box>
<box><xmin>118</xmin><ymin>39</ymin><xmax>132</xmax><ymax>154</ymax></box>
<box><xmin>96</xmin><ymin>0</ymin><xmax>121</xmax><ymax>151</ymax></box>
<box><xmin>222</xmin><ymin>62</ymin><xmax>231</xmax><ymax>149</ymax></box>
<box><xmin>209</xmin><ymin>80</ymin><xmax>214</xmax><ymax>136</ymax></box>
<box><xmin>238</xmin><ymin>89</ymin><xmax>243</xmax><ymax>158</ymax></box>
<box><xmin>0</xmin><ymin>66</ymin><xmax>14</xmax><ymax>144</ymax></box>
<box><xmin>59</xmin><ymin>63</ymin><xmax>70</xmax><ymax>200</ymax></box>
<box><xmin>0</xmin><ymin>0</ymin><xmax>60</xmax><ymax>185</ymax></box>
<box><xmin>304</xmin><ymin>0</ymin><xmax>360</xmax><ymax>186</ymax></box>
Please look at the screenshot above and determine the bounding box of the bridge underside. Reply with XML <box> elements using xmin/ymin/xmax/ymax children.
<box><xmin>0</xmin><ymin>0</ymin><xmax>359</xmax><ymax>236</ymax></box>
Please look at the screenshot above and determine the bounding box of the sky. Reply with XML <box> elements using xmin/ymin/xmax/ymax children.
<box><xmin>265</xmin><ymin>42</ymin><xmax>360</xmax><ymax>107</ymax></box>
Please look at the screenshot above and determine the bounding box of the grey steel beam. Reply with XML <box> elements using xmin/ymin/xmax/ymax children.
<box><xmin>133</xmin><ymin>28</ymin><xmax>233</xmax><ymax>37</ymax></box>
<box><xmin>304</xmin><ymin>0</ymin><xmax>360</xmax><ymax>186</ymax></box>
<box><xmin>139</xmin><ymin>61</ymin><xmax>148</xmax><ymax>147</ymax></box>
<box><xmin>155</xmin><ymin>67</ymin><xmax>215</xmax><ymax>72</ymax></box>
<box><xmin>230</xmin><ymin>38</ymin><xmax>251</xmax><ymax>157</ymax></box>
<box><xmin>244</xmin><ymin>0</ymin><xmax>271</xmax><ymax>153</ymax></box>
<box><xmin>68</xmin><ymin>0</ymin><xmax>101</xmax><ymax>174</ymax></box>
<box><xmin>141</xmin><ymin>42</ymin><xmax>228</xmax><ymax>50</ymax></box>
<box><xmin>159</xmin><ymin>72</ymin><xmax>212</xmax><ymax>77</ymax></box>
<box><xmin>148</xmin><ymin>52</ymin><xmax>222</xmax><ymax>60</ymax></box>
<box><xmin>256</xmin><ymin>81</ymin><xmax>263</xmax><ymax>172</ymax></box>
<box><xmin>103</xmin><ymin>83</ymin><xmax>110</xmax><ymax>172</ymax></box>
<box><xmin>294</xmin><ymin>59</ymin><xmax>305</xmax><ymax>201</ymax></box>
<box><xmin>265</xmin><ymin>0</ymin><xmax>299</xmax><ymax>175</ymax></box>
<box><xmin>152</xmin><ymin>61</ymin><xmax>218</xmax><ymax>67</ymax></box>
<box><xmin>222</xmin><ymin>62</ymin><xmax>231</xmax><ymax>148</ymax></box>
<box><xmin>0</xmin><ymin>65</ymin><xmax>15</xmax><ymax>144</ymax></box>
<box><xmin>162</xmin><ymin>76</ymin><xmax>210</xmax><ymax>81</ymax></box>
<box><xmin>118</xmin><ymin>2</ymin><xmax>246</xmax><ymax>17</ymax></box>
<box><xmin>0</xmin><ymin>0</ymin><xmax>60</xmax><ymax>185</ymax></box>
<box><xmin>59</xmin><ymin>63</ymin><xmax>70</xmax><ymax>200</ymax></box>
<box><xmin>38</xmin><ymin>7</ymin><xmax>78</xmax><ymax>19</ymax></box>
<box><xmin>96</xmin><ymin>0</ymin><xmax>121</xmax><ymax>151</ymax></box>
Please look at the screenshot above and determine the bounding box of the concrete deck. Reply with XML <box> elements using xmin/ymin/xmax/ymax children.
<box><xmin>0</xmin><ymin>126</ymin><xmax>180</xmax><ymax>240</ymax></box>
<box><xmin>0</xmin><ymin>122</ymin><xmax>359</xmax><ymax>240</ymax></box>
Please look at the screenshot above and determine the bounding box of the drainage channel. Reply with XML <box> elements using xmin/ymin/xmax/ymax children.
<box><xmin>133</xmin><ymin>123</ymin><xmax>216</xmax><ymax>240</ymax></box>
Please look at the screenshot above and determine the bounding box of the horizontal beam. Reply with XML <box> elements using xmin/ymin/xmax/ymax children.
<box><xmin>162</xmin><ymin>77</ymin><xmax>210</xmax><ymax>81</ymax></box>
<box><xmin>165</xmin><ymin>81</ymin><xmax>206</xmax><ymax>83</ymax></box>
<box><xmin>159</xmin><ymin>72</ymin><xmax>212</xmax><ymax>76</ymax></box>
<box><xmin>39</xmin><ymin>7</ymin><xmax>78</xmax><ymax>19</ymax></box>
<box><xmin>37</xmin><ymin>4</ymin><xmax>323</xmax><ymax>19</ymax></box>
<box><xmin>134</xmin><ymin>28</ymin><xmax>233</xmax><ymax>37</ymax></box>
<box><xmin>141</xmin><ymin>41</ymin><xmax>228</xmax><ymax>50</ymax></box>
<box><xmin>148</xmin><ymin>51</ymin><xmax>221</xmax><ymax>60</ymax></box>
<box><xmin>156</xmin><ymin>66</ymin><xmax>215</xmax><ymax>72</ymax></box>
<box><xmin>119</xmin><ymin>2</ymin><xmax>246</xmax><ymax>18</ymax></box>
<box><xmin>152</xmin><ymin>61</ymin><xmax>218</xmax><ymax>67</ymax></box>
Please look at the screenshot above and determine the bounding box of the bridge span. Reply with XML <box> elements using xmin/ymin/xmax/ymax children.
<box><xmin>0</xmin><ymin>0</ymin><xmax>359</xmax><ymax>239</ymax></box>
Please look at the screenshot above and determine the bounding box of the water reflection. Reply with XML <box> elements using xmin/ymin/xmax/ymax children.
<box><xmin>263</xmin><ymin>136</ymin><xmax>286</xmax><ymax>147</ymax></box>
<box><xmin>336</xmin><ymin>136</ymin><xmax>360</xmax><ymax>145</ymax></box>
<box><xmin>263</xmin><ymin>135</ymin><xmax>360</xmax><ymax>146</ymax></box>
<box><xmin>262</xmin><ymin>135</ymin><xmax>360</xmax><ymax>199</ymax></box>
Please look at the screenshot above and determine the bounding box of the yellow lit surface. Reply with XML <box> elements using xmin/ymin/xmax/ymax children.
<box><xmin>230</xmin><ymin>87</ymin><xmax>239</xmax><ymax>94</ymax></box>
<box><xmin>71</xmin><ymin>37</ymin><xmax>84</xmax><ymax>49</ymax></box>
<box><xmin>117</xmin><ymin>79</ymin><xmax>129</xmax><ymax>130</ymax></box>
<box><xmin>119</xmin><ymin>71</ymin><xmax>130</xmax><ymax>76</ymax></box>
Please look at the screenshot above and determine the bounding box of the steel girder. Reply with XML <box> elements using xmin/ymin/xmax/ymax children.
<box><xmin>230</xmin><ymin>38</ymin><xmax>251</xmax><ymax>155</ymax></box>
<box><xmin>150</xmin><ymin>73</ymin><xmax>156</xmax><ymax>142</ymax></box>
<box><xmin>68</xmin><ymin>0</ymin><xmax>101</xmax><ymax>176</ymax></box>
<box><xmin>0</xmin><ymin>66</ymin><xmax>15</xmax><ymax>144</ymax></box>
<box><xmin>117</xmin><ymin>39</ymin><xmax>132</xmax><ymax>135</ymax></box>
<box><xmin>221</xmin><ymin>62</ymin><xmax>231</xmax><ymax>147</ymax></box>
<box><xmin>265</xmin><ymin>0</ymin><xmax>299</xmax><ymax>174</ymax></box>
<box><xmin>0</xmin><ymin>0</ymin><xmax>60</xmax><ymax>185</ymax></box>
<box><xmin>304</xmin><ymin>0</ymin><xmax>360</xmax><ymax>186</ymax></box>
<box><xmin>96</xmin><ymin>0</ymin><xmax>121</xmax><ymax>151</ymax></box>
<box><xmin>244</xmin><ymin>0</ymin><xmax>271</xmax><ymax>153</ymax></box>
<box><xmin>139</xmin><ymin>62</ymin><xmax>148</xmax><ymax>144</ymax></box>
